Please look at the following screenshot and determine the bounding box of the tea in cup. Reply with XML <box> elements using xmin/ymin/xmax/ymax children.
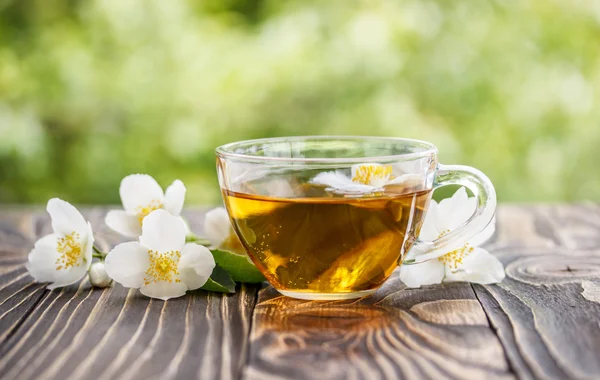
<box><xmin>216</xmin><ymin>136</ymin><xmax>495</xmax><ymax>300</ymax></box>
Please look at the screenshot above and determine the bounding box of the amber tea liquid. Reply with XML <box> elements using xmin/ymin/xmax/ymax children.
<box><xmin>223</xmin><ymin>186</ymin><xmax>431</xmax><ymax>297</ymax></box>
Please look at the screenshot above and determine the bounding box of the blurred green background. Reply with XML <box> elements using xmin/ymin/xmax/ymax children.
<box><xmin>1</xmin><ymin>0</ymin><xmax>599</xmax><ymax>205</ymax></box>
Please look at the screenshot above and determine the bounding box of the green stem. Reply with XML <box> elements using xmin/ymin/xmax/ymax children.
<box><xmin>185</xmin><ymin>233</ymin><xmax>212</xmax><ymax>246</ymax></box>
<box><xmin>92</xmin><ymin>245</ymin><xmax>107</xmax><ymax>260</ymax></box>
<box><xmin>401</xmin><ymin>259</ymin><xmax>416</xmax><ymax>266</ymax></box>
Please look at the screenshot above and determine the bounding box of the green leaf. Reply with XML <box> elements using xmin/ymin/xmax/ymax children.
<box><xmin>201</xmin><ymin>264</ymin><xmax>236</xmax><ymax>293</ymax></box>
<box><xmin>211</xmin><ymin>249</ymin><xmax>266</xmax><ymax>283</ymax></box>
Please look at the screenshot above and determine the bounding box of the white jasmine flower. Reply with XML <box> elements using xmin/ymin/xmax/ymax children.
<box><xmin>399</xmin><ymin>187</ymin><xmax>504</xmax><ymax>288</ymax></box>
<box><xmin>89</xmin><ymin>262</ymin><xmax>112</xmax><ymax>288</ymax></box>
<box><xmin>204</xmin><ymin>207</ymin><xmax>233</xmax><ymax>248</ymax></box>
<box><xmin>204</xmin><ymin>207</ymin><xmax>246</xmax><ymax>254</ymax></box>
<box><xmin>104</xmin><ymin>209</ymin><xmax>215</xmax><ymax>300</ymax></box>
<box><xmin>311</xmin><ymin>163</ymin><xmax>418</xmax><ymax>195</ymax></box>
<box><xmin>26</xmin><ymin>198</ymin><xmax>94</xmax><ymax>289</ymax></box>
<box><xmin>105</xmin><ymin>174</ymin><xmax>186</xmax><ymax>238</ymax></box>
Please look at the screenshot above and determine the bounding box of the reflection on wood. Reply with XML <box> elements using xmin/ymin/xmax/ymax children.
<box><xmin>245</xmin><ymin>277</ymin><xmax>512</xmax><ymax>380</ymax></box>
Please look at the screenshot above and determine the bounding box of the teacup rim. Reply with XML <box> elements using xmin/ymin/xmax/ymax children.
<box><xmin>216</xmin><ymin>135</ymin><xmax>438</xmax><ymax>164</ymax></box>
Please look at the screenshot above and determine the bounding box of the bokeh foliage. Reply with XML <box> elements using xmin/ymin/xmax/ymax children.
<box><xmin>1</xmin><ymin>0</ymin><xmax>599</xmax><ymax>204</ymax></box>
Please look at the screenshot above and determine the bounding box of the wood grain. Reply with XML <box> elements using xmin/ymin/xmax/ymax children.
<box><xmin>0</xmin><ymin>208</ymin><xmax>259</xmax><ymax>380</ymax></box>
<box><xmin>1</xmin><ymin>204</ymin><xmax>600</xmax><ymax>380</ymax></box>
<box><xmin>244</xmin><ymin>277</ymin><xmax>513</xmax><ymax>380</ymax></box>
<box><xmin>0</xmin><ymin>210</ymin><xmax>47</xmax><ymax>346</ymax></box>
<box><xmin>474</xmin><ymin>203</ymin><xmax>600</xmax><ymax>380</ymax></box>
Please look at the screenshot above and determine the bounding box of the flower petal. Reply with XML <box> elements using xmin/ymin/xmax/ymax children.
<box><xmin>178</xmin><ymin>243</ymin><xmax>215</xmax><ymax>290</ymax></box>
<box><xmin>444</xmin><ymin>247</ymin><xmax>505</xmax><ymax>284</ymax></box>
<box><xmin>119</xmin><ymin>174</ymin><xmax>164</xmax><ymax>213</ymax></box>
<box><xmin>26</xmin><ymin>234</ymin><xmax>61</xmax><ymax>283</ymax></box>
<box><xmin>83</xmin><ymin>221</ymin><xmax>94</xmax><ymax>269</ymax></box>
<box><xmin>417</xmin><ymin>199</ymin><xmax>440</xmax><ymax>241</ymax></box>
<box><xmin>46</xmin><ymin>265</ymin><xmax>89</xmax><ymax>289</ymax></box>
<box><xmin>47</xmin><ymin>198</ymin><xmax>88</xmax><ymax>236</ymax></box>
<box><xmin>399</xmin><ymin>258</ymin><xmax>445</xmax><ymax>288</ymax></box>
<box><xmin>104</xmin><ymin>242</ymin><xmax>150</xmax><ymax>288</ymax></box>
<box><xmin>311</xmin><ymin>171</ymin><xmax>377</xmax><ymax>194</ymax></box>
<box><xmin>105</xmin><ymin>210</ymin><xmax>142</xmax><ymax>238</ymax></box>
<box><xmin>139</xmin><ymin>209</ymin><xmax>186</xmax><ymax>253</ymax></box>
<box><xmin>312</xmin><ymin>170</ymin><xmax>355</xmax><ymax>188</ymax></box>
<box><xmin>26</xmin><ymin>233</ymin><xmax>90</xmax><ymax>289</ymax></box>
<box><xmin>204</xmin><ymin>207</ymin><xmax>232</xmax><ymax>247</ymax></box>
<box><xmin>140</xmin><ymin>281</ymin><xmax>187</xmax><ymax>301</ymax></box>
<box><xmin>436</xmin><ymin>187</ymin><xmax>476</xmax><ymax>232</ymax></box>
<box><xmin>164</xmin><ymin>179</ymin><xmax>186</xmax><ymax>216</ymax></box>
<box><xmin>180</xmin><ymin>217</ymin><xmax>192</xmax><ymax>235</ymax></box>
<box><xmin>386</xmin><ymin>174</ymin><xmax>423</xmax><ymax>186</ymax></box>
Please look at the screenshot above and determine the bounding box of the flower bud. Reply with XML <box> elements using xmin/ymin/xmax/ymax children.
<box><xmin>89</xmin><ymin>262</ymin><xmax>112</xmax><ymax>288</ymax></box>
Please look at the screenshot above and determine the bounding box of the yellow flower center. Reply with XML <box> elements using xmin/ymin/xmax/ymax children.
<box><xmin>352</xmin><ymin>164</ymin><xmax>393</xmax><ymax>185</ymax></box>
<box><xmin>135</xmin><ymin>200</ymin><xmax>163</xmax><ymax>226</ymax></box>
<box><xmin>144</xmin><ymin>249</ymin><xmax>181</xmax><ymax>285</ymax></box>
<box><xmin>435</xmin><ymin>229</ymin><xmax>474</xmax><ymax>270</ymax></box>
<box><xmin>438</xmin><ymin>245</ymin><xmax>474</xmax><ymax>270</ymax></box>
<box><xmin>55</xmin><ymin>231</ymin><xmax>83</xmax><ymax>270</ymax></box>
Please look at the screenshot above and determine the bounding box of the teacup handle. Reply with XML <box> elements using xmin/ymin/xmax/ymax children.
<box><xmin>404</xmin><ymin>164</ymin><xmax>497</xmax><ymax>264</ymax></box>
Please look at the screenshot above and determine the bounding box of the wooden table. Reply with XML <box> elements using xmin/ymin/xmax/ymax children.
<box><xmin>1</xmin><ymin>204</ymin><xmax>599</xmax><ymax>380</ymax></box>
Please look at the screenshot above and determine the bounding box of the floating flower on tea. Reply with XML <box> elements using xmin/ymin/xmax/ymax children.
<box><xmin>311</xmin><ymin>163</ymin><xmax>418</xmax><ymax>195</ymax></box>
<box><xmin>105</xmin><ymin>174</ymin><xmax>187</xmax><ymax>238</ymax></box>
<box><xmin>399</xmin><ymin>188</ymin><xmax>504</xmax><ymax>287</ymax></box>
<box><xmin>104</xmin><ymin>209</ymin><xmax>215</xmax><ymax>300</ymax></box>
<box><xmin>26</xmin><ymin>198</ymin><xmax>95</xmax><ymax>289</ymax></box>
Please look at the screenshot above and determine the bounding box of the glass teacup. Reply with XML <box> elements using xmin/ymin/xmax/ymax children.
<box><xmin>216</xmin><ymin>136</ymin><xmax>495</xmax><ymax>300</ymax></box>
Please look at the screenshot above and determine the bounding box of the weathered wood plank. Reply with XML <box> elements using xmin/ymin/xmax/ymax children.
<box><xmin>0</xmin><ymin>210</ymin><xmax>48</xmax><ymax>345</ymax></box>
<box><xmin>0</xmin><ymin>265</ymin><xmax>47</xmax><ymax>344</ymax></box>
<box><xmin>492</xmin><ymin>204</ymin><xmax>600</xmax><ymax>253</ymax></box>
<box><xmin>0</xmin><ymin>208</ymin><xmax>259</xmax><ymax>380</ymax></box>
<box><xmin>3</xmin><ymin>204</ymin><xmax>600</xmax><ymax>380</ymax></box>
<box><xmin>244</xmin><ymin>275</ymin><xmax>514</xmax><ymax>380</ymax></box>
<box><xmin>473</xmin><ymin>203</ymin><xmax>600</xmax><ymax>380</ymax></box>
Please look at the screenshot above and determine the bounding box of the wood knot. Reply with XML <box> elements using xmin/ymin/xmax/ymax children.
<box><xmin>506</xmin><ymin>255</ymin><xmax>600</xmax><ymax>286</ymax></box>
